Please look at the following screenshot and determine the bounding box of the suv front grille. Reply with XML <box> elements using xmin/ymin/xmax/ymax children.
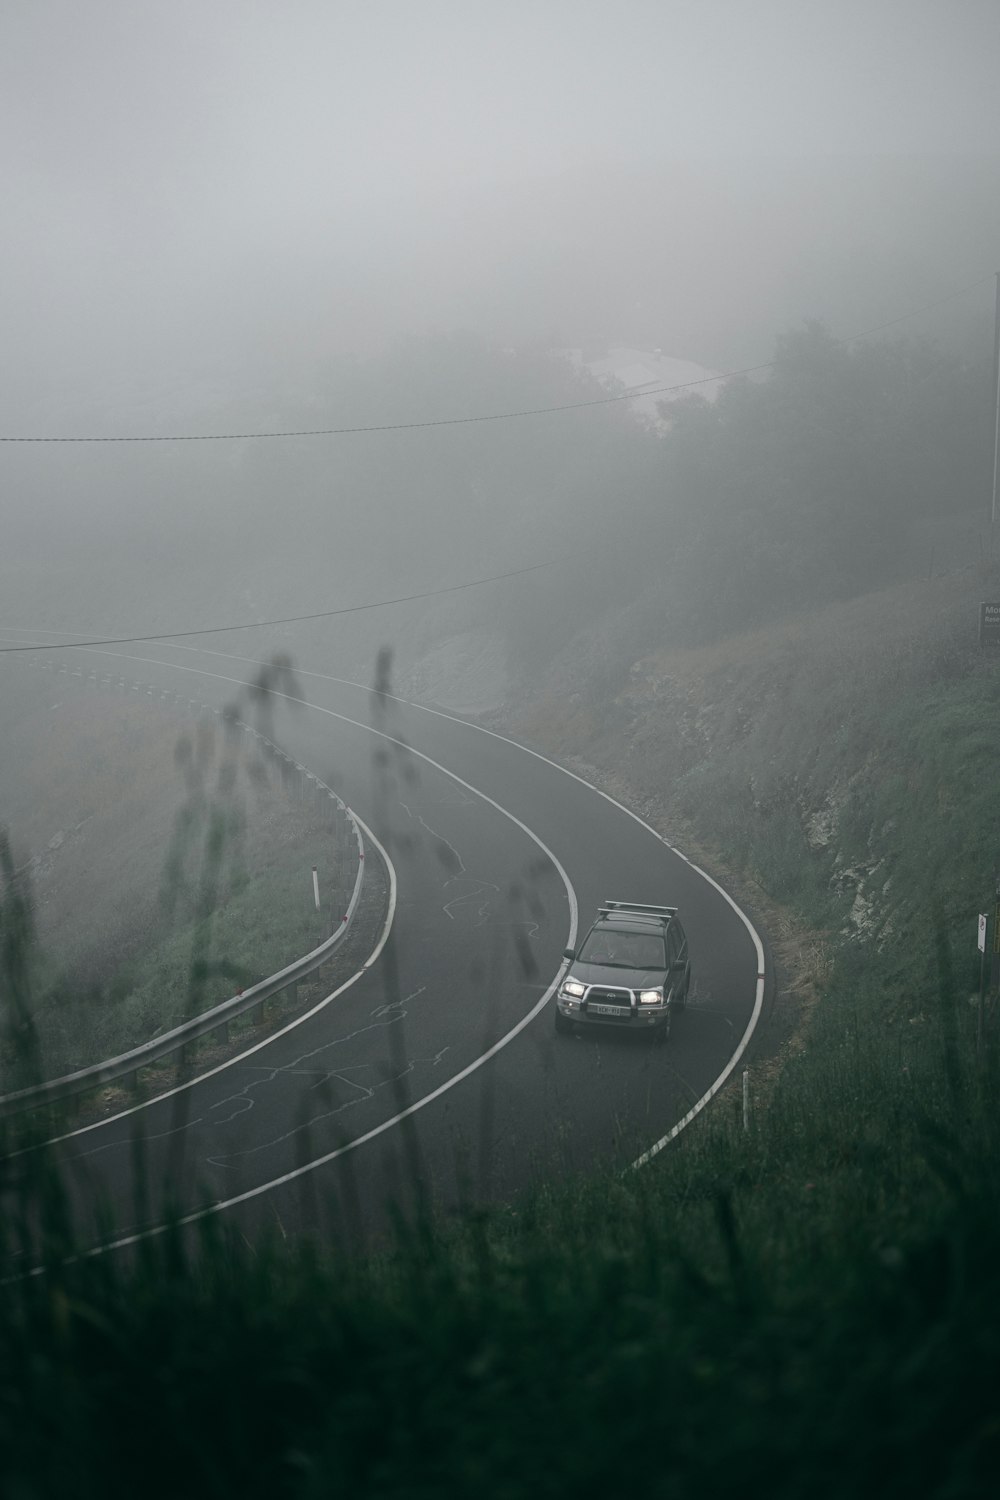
<box><xmin>585</xmin><ymin>987</ymin><xmax>633</xmax><ymax>1018</ymax></box>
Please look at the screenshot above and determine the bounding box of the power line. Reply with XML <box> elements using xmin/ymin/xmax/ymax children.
<box><xmin>1</xmin><ymin>274</ymin><xmax>992</xmax><ymax>655</ymax></box>
<box><xmin>835</xmin><ymin>274</ymin><xmax>994</xmax><ymax>342</ymax></box>
<box><xmin>0</xmin><ymin>558</ymin><xmax>562</xmax><ymax>653</ymax></box>
<box><xmin>1</xmin><ymin>365</ymin><xmax>764</xmax><ymax>443</ymax></box>
<box><xmin>0</xmin><ymin>275</ymin><xmax>992</xmax><ymax>445</ymax></box>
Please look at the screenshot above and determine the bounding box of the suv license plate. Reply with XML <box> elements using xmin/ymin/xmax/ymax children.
<box><xmin>589</xmin><ymin>1002</ymin><xmax>630</xmax><ymax>1018</ymax></box>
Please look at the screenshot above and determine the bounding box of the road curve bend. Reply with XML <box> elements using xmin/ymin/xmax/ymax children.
<box><xmin>4</xmin><ymin>642</ymin><xmax>770</xmax><ymax>1252</ymax></box>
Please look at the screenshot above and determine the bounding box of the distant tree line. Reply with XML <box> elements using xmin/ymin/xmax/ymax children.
<box><xmin>650</xmin><ymin>323</ymin><xmax>994</xmax><ymax>640</ymax></box>
<box><xmin>16</xmin><ymin>324</ymin><xmax>990</xmax><ymax>668</ymax></box>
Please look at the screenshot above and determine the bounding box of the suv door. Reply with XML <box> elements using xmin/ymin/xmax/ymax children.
<box><xmin>666</xmin><ymin>922</ymin><xmax>689</xmax><ymax>1009</ymax></box>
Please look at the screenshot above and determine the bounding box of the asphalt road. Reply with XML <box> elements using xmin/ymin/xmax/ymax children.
<box><xmin>6</xmin><ymin>645</ymin><xmax>770</xmax><ymax>1255</ymax></box>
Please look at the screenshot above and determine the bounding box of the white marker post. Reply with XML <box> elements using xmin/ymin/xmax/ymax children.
<box><xmin>978</xmin><ymin>912</ymin><xmax>988</xmax><ymax>1051</ymax></box>
<box><xmin>312</xmin><ymin>866</ymin><xmax>321</xmax><ymax>912</ymax></box>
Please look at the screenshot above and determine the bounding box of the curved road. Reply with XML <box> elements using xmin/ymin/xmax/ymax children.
<box><xmin>6</xmin><ymin>643</ymin><xmax>770</xmax><ymax>1253</ymax></box>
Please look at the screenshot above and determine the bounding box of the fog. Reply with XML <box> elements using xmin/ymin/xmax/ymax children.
<box><xmin>2</xmin><ymin>0</ymin><xmax>999</xmax><ymax>677</ymax></box>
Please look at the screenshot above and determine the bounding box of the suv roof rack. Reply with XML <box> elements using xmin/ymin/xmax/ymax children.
<box><xmin>598</xmin><ymin>900</ymin><xmax>677</xmax><ymax>923</ymax></box>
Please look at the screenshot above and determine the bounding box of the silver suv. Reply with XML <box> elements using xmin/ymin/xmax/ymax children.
<box><xmin>554</xmin><ymin>901</ymin><xmax>689</xmax><ymax>1040</ymax></box>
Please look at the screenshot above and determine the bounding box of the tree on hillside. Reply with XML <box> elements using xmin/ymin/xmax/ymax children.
<box><xmin>656</xmin><ymin>324</ymin><xmax>993</xmax><ymax>639</ymax></box>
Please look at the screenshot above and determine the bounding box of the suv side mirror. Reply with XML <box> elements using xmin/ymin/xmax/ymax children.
<box><xmin>563</xmin><ymin>947</ymin><xmax>576</xmax><ymax>961</ymax></box>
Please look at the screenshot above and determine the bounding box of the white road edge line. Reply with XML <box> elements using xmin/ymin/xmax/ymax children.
<box><xmin>31</xmin><ymin>807</ymin><xmax>398</xmax><ymax>1147</ymax></box>
<box><xmin>12</xmin><ymin>645</ymin><xmax>579</xmax><ymax>1251</ymax></box>
<box><xmin>140</xmin><ymin>646</ymin><xmax>768</xmax><ymax>1174</ymax></box>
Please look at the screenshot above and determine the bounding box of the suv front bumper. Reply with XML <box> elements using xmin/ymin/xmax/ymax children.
<box><xmin>556</xmin><ymin>992</ymin><xmax>670</xmax><ymax>1030</ymax></box>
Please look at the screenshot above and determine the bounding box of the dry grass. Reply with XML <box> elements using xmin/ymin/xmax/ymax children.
<box><xmin>1</xmin><ymin>664</ymin><xmax>358</xmax><ymax>1082</ymax></box>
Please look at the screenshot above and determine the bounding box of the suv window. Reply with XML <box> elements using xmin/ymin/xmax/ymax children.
<box><xmin>578</xmin><ymin>929</ymin><xmax>666</xmax><ymax>969</ymax></box>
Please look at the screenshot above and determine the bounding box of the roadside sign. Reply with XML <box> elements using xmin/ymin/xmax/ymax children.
<box><xmin>979</xmin><ymin>913</ymin><xmax>988</xmax><ymax>953</ymax></box>
<box><xmin>979</xmin><ymin>602</ymin><xmax>1000</xmax><ymax>645</ymax></box>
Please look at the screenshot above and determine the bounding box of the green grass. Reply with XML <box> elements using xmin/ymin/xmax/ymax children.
<box><xmin>1</xmin><ymin>982</ymin><xmax>998</xmax><ymax>1497</ymax></box>
<box><xmin>674</xmin><ymin>638</ymin><xmax>1000</xmax><ymax>993</ymax></box>
<box><xmin>2</xmin><ymin>693</ymin><xmax>356</xmax><ymax>1087</ymax></box>
<box><xmin>94</xmin><ymin>857</ymin><xmax>347</xmax><ymax>1058</ymax></box>
<box><xmin>10</xmin><ymin>836</ymin><xmax>353</xmax><ymax>1087</ymax></box>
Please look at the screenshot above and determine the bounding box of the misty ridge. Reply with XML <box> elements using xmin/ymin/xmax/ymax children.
<box><xmin>2</xmin><ymin>305</ymin><xmax>995</xmax><ymax>694</ymax></box>
<box><xmin>2</xmin><ymin>116</ymin><xmax>999</xmax><ymax>674</ymax></box>
<box><xmin>2</xmin><ymin>1</ymin><xmax>998</xmax><ymax>685</ymax></box>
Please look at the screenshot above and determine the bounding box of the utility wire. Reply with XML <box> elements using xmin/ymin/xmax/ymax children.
<box><xmin>0</xmin><ymin>274</ymin><xmax>992</xmax><ymax>445</ymax></box>
<box><xmin>834</xmin><ymin>273</ymin><xmax>995</xmax><ymax>342</ymax></box>
<box><xmin>0</xmin><ymin>559</ymin><xmax>562</xmax><ymax>653</ymax></box>
<box><xmin>1</xmin><ymin>274</ymin><xmax>992</xmax><ymax>655</ymax></box>
<box><xmin>1</xmin><ymin>365</ymin><xmax>765</xmax><ymax>443</ymax></box>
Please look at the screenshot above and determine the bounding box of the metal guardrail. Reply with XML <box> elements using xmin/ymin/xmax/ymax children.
<box><xmin>0</xmin><ymin>664</ymin><xmax>368</xmax><ymax>1116</ymax></box>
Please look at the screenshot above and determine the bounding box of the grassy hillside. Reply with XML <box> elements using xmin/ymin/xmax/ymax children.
<box><xmin>0</xmin><ymin>665</ymin><xmax>360</xmax><ymax>1090</ymax></box>
<box><xmin>3</xmin><ymin>570</ymin><xmax>1000</xmax><ymax>1496</ymax></box>
<box><xmin>516</xmin><ymin>566</ymin><xmax>1000</xmax><ymax>1011</ymax></box>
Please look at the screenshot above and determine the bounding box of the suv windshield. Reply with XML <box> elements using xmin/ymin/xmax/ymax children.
<box><xmin>578</xmin><ymin>930</ymin><xmax>666</xmax><ymax>970</ymax></box>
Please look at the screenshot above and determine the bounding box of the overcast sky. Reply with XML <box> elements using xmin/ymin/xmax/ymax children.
<box><xmin>2</xmin><ymin>0</ymin><xmax>998</xmax><ymax>428</ymax></box>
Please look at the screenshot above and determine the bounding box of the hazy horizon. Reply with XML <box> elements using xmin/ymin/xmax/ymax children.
<box><xmin>2</xmin><ymin>1</ymin><xmax>998</xmax><ymax>655</ymax></box>
<box><xmin>2</xmin><ymin>2</ymin><xmax>998</xmax><ymax>431</ymax></box>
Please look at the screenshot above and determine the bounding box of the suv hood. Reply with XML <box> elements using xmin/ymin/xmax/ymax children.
<box><xmin>570</xmin><ymin>961</ymin><xmax>666</xmax><ymax>990</ymax></box>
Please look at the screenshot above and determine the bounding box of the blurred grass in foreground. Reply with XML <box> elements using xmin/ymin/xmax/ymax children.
<box><xmin>1</xmin><ymin>959</ymin><xmax>998</xmax><ymax>1498</ymax></box>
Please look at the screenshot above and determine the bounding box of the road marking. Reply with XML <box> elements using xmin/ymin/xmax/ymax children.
<box><xmin>21</xmin><ymin>810</ymin><xmax>396</xmax><ymax>1148</ymax></box>
<box><xmin>17</xmin><ymin>646</ymin><xmax>579</xmax><ymax>1200</ymax></box>
<box><xmin>137</xmin><ymin>645</ymin><xmax>769</xmax><ymax>1173</ymax></box>
<box><xmin>6</xmin><ymin>632</ymin><xmax>766</xmax><ymax>1192</ymax></box>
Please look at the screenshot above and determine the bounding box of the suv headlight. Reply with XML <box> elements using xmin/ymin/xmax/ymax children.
<box><xmin>639</xmin><ymin>988</ymin><xmax>663</xmax><ymax>1005</ymax></box>
<box><xmin>561</xmin><ymin>979</ymin><xmax>586</xmax><ymax>998</ymax></box>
